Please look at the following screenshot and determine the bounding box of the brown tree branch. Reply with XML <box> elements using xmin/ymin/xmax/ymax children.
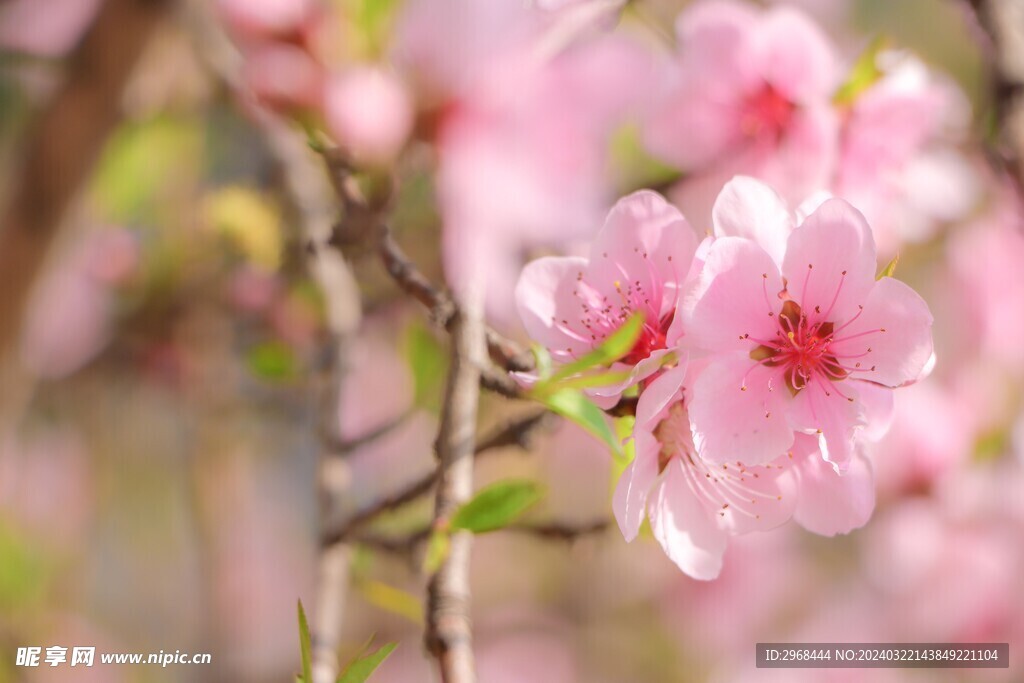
<box><xmin>425</xmin><ymin>307</ymin><xmax>485</xmax><ymax>683</ymax></box>
<box><xmin>373</xmin><ymin>223</ymin><xmax>535</xmax><ymax>374</ymax></box>
<box><xmin>320</xmin><ymin>408</ymin><xmax>415</xmax><ymax>457</ymax></box>
<box><xmin>350</xmin><ymin>519</ymin><xmax>611</xmax><ymax>560</ymax></box>
<box><xmin>0</xmin><ymin>0</ymin><xmax>170</xmax><ymax>422</ymax></box>
<box><xmin>320</xmin><ymin>410</ymin><xmax>556</xmax><ymax>547</ymax></box>
<box><xmin>967</xmin><ymin>0</ymin><xmax>1024</xmax><ymax>191</ymax></box>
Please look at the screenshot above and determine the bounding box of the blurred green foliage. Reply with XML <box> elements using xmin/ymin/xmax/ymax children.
<box><xmin>450</xmin><ymin>479</ymin><xmax>544</xmax><ymax>534</ymax></box>
<box><xmin>402</xmin><ymin>322</ymin><xmax>448</xmax><ymax>412</ymax></box>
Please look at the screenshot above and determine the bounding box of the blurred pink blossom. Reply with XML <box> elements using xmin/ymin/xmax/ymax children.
<box><xmin>19</xmin><ymin>230</ymin><xmax>138</xmax><ymax>379</ymax></box>
<box><xmin>646</xmin><ymin>1</ymin><xmax>840</xmax><ymax>208</ymax></box>
<box><xmin>662</xmin><ymin>529</ymin><xmax>815</xmax><ymax>653</ymax></box>
<box><xmin>872</xmin><ymin>380</ymin><xmax>974</xmax><ymax>496</ymax></box>
<box><xmin>0</xmin><ymin>0</ymin><xmax>101</xmax><ymax>58</ymax></box>
<box><xmin>394</xmin><ymin>0</ymin><xmax>658</xmax><ymax>314</ymax></box>
<box><xmin>241</xmin><ymin>42</ymin><xmax>325</xmax><ymax>112</ymax></box>
<box><xmin>684</xmin><ymin>178</ymin><xmax>933</xmax><ymax>472</ymax></box>
<box><xmin>835</xmin><ymin>53</ymin><xmax>978</xmax><ymax>253</ymax></box>
<box><xmin>0</xmin><ymin>429</ymin><xmax>94</xmax><ymax>550</ymax></box>
<box><xmin>516</xmin><ymin>191</ymin><xmax>698</xmax><ymax>408</ymax></box>
<box><xmin>324</xmin><ymin>66</ymin><xmax>414</xmax><ymax>165</ymax></box>
<box><xmin>949</xmin><ymin>193</ymin><xmax>1024</xmax><ymax>374</ymax></box>
<box><xmin>216</xmin><ymin>0</ymin><xmax>317</xmax><ymax>41</ymax></box>
<box><xmin>862</xmin><ymin>499</ymin><xmax>1020</xmax><ymax>642</ymax></box>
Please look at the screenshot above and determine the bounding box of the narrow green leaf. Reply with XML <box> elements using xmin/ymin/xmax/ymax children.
<box><xmin>402</xmin><ymin>323</ymin><xmax>449</xmax><ymax>412</ymax></box>
<box><xmin>421</xmin><ymin>530</ymin><xmax>450</xmax><ymax>575</ymax></box>
<box><xmin>357</xmin><ymin>580</ymin><xmax>423</xmax><ymax>625</ymax></box>
<box><xmin>337</xmin><ymin>642</ymin><xmax>398</xmax><ymax>683</ymax></box>
<box><xmin>545</xmin><ymin>311</ymin><xmax>645</xmax><ymax>385</ymax></box>
<box><xmin>833</xmin><ymin>35</ymin><xmax>888</xmax><ymax>105</ymax></box>
<box><xmin>877</xmin><ymin>253</ymin><xmax>899</xmax><ymax>280</ymax></box>
<box><xmin>610</xmin><ymin>415</ymin><xmax>637</xmax><ymax>498</ymax></box>
<box><xmin>539</xmin><ymin>388</ymin><xmax>622</xmax><ymax>457</ymax></box>
<box><xmin>297</xmin><ymin>600</ymin><xmax>313</xmax><ymax>683</ymax></box>
<box><xmin>346</xmin><ymin>0</ymin><xmax>401</xmax><ymax>59</ymax></box>
<box><xmin>544</xmin><ymin>369</ymin><xmax>634</xmax><ymax>392</ymax></box>
<box><xmin>450</xmin><ymin>480</ymin><xmax>544</xmax><ymax>534</ymax></box>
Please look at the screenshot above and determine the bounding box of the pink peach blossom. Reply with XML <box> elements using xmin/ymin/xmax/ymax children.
<box><xmin>684</xmin><ymin>177</ymin><xmax>933</xmax><ymax>472</ymax></box>
<box><xmin>393</xmin><ymin>0</ymin><xmax>657</xmax><ymax>313</ymax></box>
<box><xmin>613</xmin><ymin>364</ymin><xmax>801</xmax><ymax>579</ymax></box>
<box><xmin>949</xmin><ymin>193</ymin><xmax>1024</xmax><ymax>374</ymax></box>
<box><xmin>18</xmin><ymin>231</ymin><xmax>137</xmax><ymax>379</ymax></box>
<box><xmin>216</xmin><ymin>0</ymin><xmax>316</xmax><ymax>41</ymax></box>
<box><xmin>323</xmin><ymin>66</ymin><xmax>414</xmax><ymax>165</ymax></box>
<box><xmin>516</xmin><ymin>191</ymin><xmax>697</xmax><ymax>407</ymax></box>
<box><xmin>834</xmin><ymin>53</ymin><xmax>978</xmax><ymax>253</ymax></box>
<box><xmin>241</xmin><ymin>42</ymin><xmax>325</xmax><ymax>113</ymax></box>
<box><xmin>613</xmin><ymin>360</ymin><xmax>874</xmax><ymax>580</ymax></box>
<box><xmin>645</xmin><ymin>0</ymin><xmax>840</xmax><ymax>206</ymax></box>
<box><xmin>0</xmin><ymin>0</ymin><xmax>101</xmax><ymax>58</ymax></box>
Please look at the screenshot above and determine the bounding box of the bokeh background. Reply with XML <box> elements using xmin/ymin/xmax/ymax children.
<box><xmin>0</xmin><ymin>0</ymin><xmax>1022</xmax><ymax>681</ymax></box>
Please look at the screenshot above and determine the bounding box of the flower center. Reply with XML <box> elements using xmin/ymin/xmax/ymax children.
<box><xmin>742</xmin><ymin>267</ymin><xmax>886</xmax><ymax>400</ymax></box>
<box><xmin>563</xmin><ymin>268</ymin><xmax>675</xmax><ymax>363</ymax></box>
<box><xmin>751</xmin><ymin>300</ymin><xmax>848</xmax><ymax>395</ymax></box>
<box><xmin>741</xmin><ymin>85</ymin><xmax>795</xmax><ymax>142</ymax></box>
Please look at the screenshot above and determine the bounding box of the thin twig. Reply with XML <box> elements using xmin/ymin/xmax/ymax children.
<box><xmin>320</xmin><ymin>410</ymin><xmax>555</xmax><ymax>547</ymax></box>
<box><xmin>321</xmin><ymin>407</ymin><xmax>415</xmax><ymax>456</ymax></box>
<box><xmin>966</xmin><ymin>0</ymin><xmax>1024</xmax><ymax>192</ymax></box>
<box><xmin>507</xmin><ymin>519</ymin><xmax>611</xmax><ymax>541</ymax></box>
<box><xmin>350</xmin><ymin>519</ymin><xmax>610</xmax><ymax>560</ymax></box>
<box><xmin>374</xmin><ymin>224</ymin><xmax>535</xmax><ymax>374</ymax></box>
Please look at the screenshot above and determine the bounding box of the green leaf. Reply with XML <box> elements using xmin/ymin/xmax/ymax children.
<box><xmin>297</xmin><ymin>600</ymin><xmax>313</xmax><ymax>683</ymax></box>
<box><xmin>247</xmin><ymin>341</ymin><xmax>298</xmax><ymax>381</ymax></box>
<box><xmin>345</xmin><ymin>0</ymin><xmax>401</xmax><ymax>59</ymax></box>
<box><xmin>356</xmin><ymin>580</ymin><xmax>423</xmax><ymax>625</ymax></box>
<box><xmin>421</xmin><ymin>530</ymin><xmax>450</xmax><ymax>575</ymax></box>
<box><xmin>91</xmin><ymin>115</ymin><xmax>201</xmax><ymax>223</ymax></box>
<box><xmin>531</xmin><ymin>312</ymin><xmax>645</xmax><ymax>398</ymax></box>
<box><xmin>609</xmin><ymin>122</ymin><xmax>683</xmax><ymax>193</ymax></box>
<box><xmin>337</xmin><ymin>642</ymin><xmax>398</xmax><ymax>683</ymax></box>
<box><xmin>610</xmin><ymin>415</ymin><xmax>637</xmax><ymax>497</ymax></box>
<box><xmin>450</xmin><ymin>480</ymin><xmax>544</xmax><ymax>534</ymax></box>
<box><xmin>551</xmin><ymin>311</ymin><xmax>645</xmax><ymax>382</ymax></box>
<box><xmin>0</xmin><ymin>523</ymin><xmax>47</xmax><ymax>610</ymax></box>
<box><xmin>877</xmin><ymin>253</ymin><xmax>899</xmax><ymax>280</ymax></box>
<box><xmin>973</xmin><ymin>428</ymin><xmax>1009</xmax><ymax>463</ymax></box>
<box><xmin>833</xmin><ymin>35</ymin><xmax>888</xmax><ymax>105</ymax></box>
<box><xmin>539</xmin><ymin>389</ymin><xmax>622</xmax><ymax>457</ymax></box>
<box><xmin>545</xmin><ymin>369</ymin><xmax>634</xmax><ymax>392</ymax></box>
<box><xmin>402</xmin><ymin>323</ymin><xmax>448</xmax><ymax>412</ymax></box>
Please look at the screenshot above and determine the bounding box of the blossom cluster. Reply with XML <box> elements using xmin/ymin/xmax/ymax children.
<box><xmin>217</xmin><ymin>0</ymin><xmax>973</xmax><ymax>315</ymax></box>
<box><xmin>214</xmin><ymin>0</ymin><xmax>950</xmax><ymax>579</ymax></box>
<box><xmin>517</xmin><ymin>178</ymin><xmax>934</xmax><ymax>579</ymax></box>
